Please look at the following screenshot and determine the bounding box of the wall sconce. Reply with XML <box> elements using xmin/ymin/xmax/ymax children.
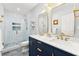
<box><xmin>53</xmin><ymin>19</ymin><xmax>58</xmax><ymax>25</ymax></box>
<box><xmin>74</xmin><ymin>9</ymin><xmax>79</xmax><ymax>19</ymax></box>
<box><xmin>0</xmin><ymin>15</ymin><xmax>4</xmax><ymax>22</ymax></box>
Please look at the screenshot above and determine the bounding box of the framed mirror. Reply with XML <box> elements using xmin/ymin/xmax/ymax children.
<box><xmin>38</xmin><ymin>12</ymin><xmax>48</xmax><ymax>35</ymax></box>
<box><xmin>74</xmin><ymin>10</ymin><xmax>79</xmax><ymax>37</ymax></box>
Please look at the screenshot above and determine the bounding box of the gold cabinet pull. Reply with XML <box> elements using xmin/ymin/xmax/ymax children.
<box><xmin>37</xmin><ymin>48</ymin><xmax>42</xmax><ymax>52</ymax></box>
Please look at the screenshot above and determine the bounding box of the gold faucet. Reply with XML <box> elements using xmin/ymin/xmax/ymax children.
<box><xmin>56</xmin><ymin>33</ymin><xmax>71</xmax><ymax>41</ymax></box>
<box><xmin>65</xmin><ymin>37</ymin><xmax>70</xmax><ymax>41</ymax></box>
<box><xmin>56</xmin><ymin>33</ymin><xmax>65</xmax><ymax>40</ymax></box>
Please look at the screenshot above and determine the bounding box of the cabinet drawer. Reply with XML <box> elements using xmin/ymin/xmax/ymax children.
<box><xmin>29</xmin><ymin>37</ymin><xmax>43</xmax><ymax>46</ymax></box>
<box><xmin>36</xmin><ymin>44</ymin><xmax>53</xmax><ymax>56</ymax></box>
<box><xmin>29</xmin><ymin>37</ymin><xmax>53</xmax><ymax>56</ymax></box>
<box><xmin>36</xmin><ymin>49</ymin><xmax>53</xmax><ymax>56</ymax></box>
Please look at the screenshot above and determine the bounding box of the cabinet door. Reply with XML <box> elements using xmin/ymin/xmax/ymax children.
<box><xmin>53</xmin><ymin>47</ymin><xmax>75</xmax><ymax>56</ymax></box>
<box><xmin>29</xmin><ymin>37</ymin><xmax>38</xmax><ymax>56</ymax></box>
<box><xmin>29</xmin><ymin>37</ymin><xmax>54</xmax><ymax>56</ymax></box>
<box><xmin>36</xmin><ymin>41</ymin><xmax>54</xmax><ymax>56</ymax></box>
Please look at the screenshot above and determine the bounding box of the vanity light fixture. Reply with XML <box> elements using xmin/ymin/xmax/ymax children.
<box><xmin>45</xmin><ymin>3</ymin><xmax>53</xmax><ymax>12</ymax></box>
<box><xmin>74</xmin><ymin>9</ymin><xmax>79</xmax><ymax>20</ymax></box>
<box><xmin>74</xmin><ymin>9</ymin><xmax>79</xmax><ymax>17</ymax></box>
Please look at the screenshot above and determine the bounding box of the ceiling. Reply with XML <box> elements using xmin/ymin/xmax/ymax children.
<box><xmin>2</xmin><ymin>3</ymin><xmax>38</xmax><ymax>15</ymax></box>
<box><xmin>2</xmin><ymin>3</ymin><xmax>62</xmax><ymax>16</ymax></box>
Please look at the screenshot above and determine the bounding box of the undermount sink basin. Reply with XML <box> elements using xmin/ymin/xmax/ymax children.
<box><xmin>37</xmin><ymin>34</ymin><xmax>75</xmax><ymax>43</ymax></box>
<box><xmin>47</xmin><ymin>35</ymin><xmax>75</xmax><ymax>42</ymax></box>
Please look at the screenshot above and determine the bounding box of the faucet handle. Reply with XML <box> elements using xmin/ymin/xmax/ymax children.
<box><xmin>65</xmin><ymin>37</ymin><xmax>70</xmax><ymax>41</ymax></box>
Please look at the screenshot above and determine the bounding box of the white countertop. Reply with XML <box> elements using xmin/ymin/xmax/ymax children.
<box><xmin>30</xmin><ymin>34</ymin><xmax>79</xmax><ymax>56</ymax></box>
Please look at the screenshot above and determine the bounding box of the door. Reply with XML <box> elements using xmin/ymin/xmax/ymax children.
<box><xmin>4</xmin><ymin>14</ymin><xmax>27</xmax><ymax>48</ymax></box>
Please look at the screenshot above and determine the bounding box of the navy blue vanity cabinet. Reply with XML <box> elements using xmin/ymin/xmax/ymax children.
<box><xmin>36</xmin><ymin>41</ymin><xmax>54</xmax><ymax>56</ymax></box>
<box><xmin>53</xmin><ymin>47</ymin><xmax>75</xmax><ymax>56</ymax></box>
<box><xmin>29</xmin><ymin>36</ymin><xmax>75</xmax><ymax>56</ymax></box>
<box><xmin>29</xmin><ymin>37</ymin><xmax>38</xmax><ymax>56</ymax></box>
<box><xmin>29</xmin><ymin>37</ymin><xmax>54</xmax><ymax>56</ymax></box>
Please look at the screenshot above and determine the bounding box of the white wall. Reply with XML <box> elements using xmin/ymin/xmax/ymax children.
<box><xmin>0</xmin><ymin>4</ymin><xmax>4</xmax><ymax>51</ymax></box>
<box><xmin>0</xmin><ymin>4</ymin><xmax>4</xmax><ymax>16</ymax></box>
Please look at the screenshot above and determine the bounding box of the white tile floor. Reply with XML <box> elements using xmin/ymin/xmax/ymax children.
<box><xmin>2</xmin><ymin>47</ymin><xmax>29</xmax><ymax>56</ymax></box>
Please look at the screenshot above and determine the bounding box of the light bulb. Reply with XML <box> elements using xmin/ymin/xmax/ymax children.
<box><xmin>17</xmin><ymin>8</ymin><xmax>20</xmax><ymax>11</ymax></box>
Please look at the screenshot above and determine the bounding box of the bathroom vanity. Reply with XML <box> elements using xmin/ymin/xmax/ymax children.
<box><xmin>29</xmin><ymin>35</ymin><xmax>79</xmax><ymax>56</ymax></box>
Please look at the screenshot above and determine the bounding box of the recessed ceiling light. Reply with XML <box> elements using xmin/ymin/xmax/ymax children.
<box><xmin>17</xmin><ymin>8</ymin><xmax>20</xmax><ymax>11</ymax></box>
